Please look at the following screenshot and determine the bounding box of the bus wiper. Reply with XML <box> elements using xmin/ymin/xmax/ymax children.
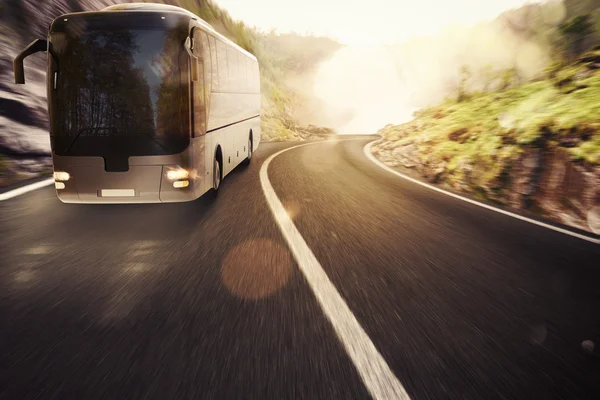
<box><xmin>62</xmin><ymin>127</ymin><xmax>108</xmax><ymax>153</ymax></box>
<box><xmin>139</xmin><ymin>132</ymin><xmax>169</xmax><ymax>154</ymax></box>
<box><xmin>63</xmin><ymin>127</ymin><xmax>87</xmax><ymax>154</ymax></box>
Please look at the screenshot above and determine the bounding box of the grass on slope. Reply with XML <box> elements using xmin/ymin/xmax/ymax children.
<box><xmin>377</xmin><ymin>56</ymin><xmax>600</xmax><ymax>192</ymax></box>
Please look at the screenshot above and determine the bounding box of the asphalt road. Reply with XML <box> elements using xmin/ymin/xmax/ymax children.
<box><xmin>1</xmin><ymin>136</ymin><xmax>599</xmax><ymax>400</ymax></box>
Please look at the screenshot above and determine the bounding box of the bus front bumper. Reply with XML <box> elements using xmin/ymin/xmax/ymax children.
<box><xmin>53</xmin><ymin>164</ymin><xmax>203</xmax><ymax>204</ymax></box>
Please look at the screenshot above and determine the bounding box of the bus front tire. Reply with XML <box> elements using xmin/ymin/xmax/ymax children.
<box><xmin>213</xmin><ymin>157</ymin><xmax>221</xmax><ymax>192</ymax></box>
<box><xmin>206</xmin><ymin>156</ymin><xmax>221</xmax><ymax>201</ymax></box>
<box><xmin>243</xmin><ymin>136</ymin><xmax>252</xmax><ymax>166</ymax></box>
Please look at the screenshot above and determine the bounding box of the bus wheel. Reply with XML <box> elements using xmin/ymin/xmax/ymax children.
<box><xmin>213</xmin><ymin>157</ymin><xmax>221</xmax><ymax>192</ymax></box>
<box><xmin>244</xmin><ymin>136</ymin><xmax>252</xmax><ymax>165</ymax></box>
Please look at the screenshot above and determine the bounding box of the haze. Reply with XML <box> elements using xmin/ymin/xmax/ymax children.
<box><xmin>216</xmin><ymin>0</ymin><xmax>554</xmax><ymax>134</ymax></box>
<box><xmin>216</xmin><ymin>0</ymin><xmax>535</xmax><ymax>45</ymax></box>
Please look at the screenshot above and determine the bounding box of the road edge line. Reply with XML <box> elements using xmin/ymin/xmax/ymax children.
<box><xmin>260</xmin><ymin>142</ymin><xmax>411</xmax><ymax>400</ymax></box>
<box><xmin>363</xmin><ymin>140</ymin><xmax>599</xmax><ymax>245</ymax></box>
<box><xmin>0</xmin><ymin>178</ymin><xmax>54</xmax><ymax>202</ymax></box>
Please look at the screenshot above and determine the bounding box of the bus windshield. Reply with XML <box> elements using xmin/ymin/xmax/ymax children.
<box><xmin>49</xmin><ymin>26</ymin><xmax>190</xmax><ymax>158</ymax></box>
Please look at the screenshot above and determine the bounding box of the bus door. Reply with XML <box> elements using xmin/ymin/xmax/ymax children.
<box><xmin>186</xmin><ymin>26</ymin><xmax>209</xmax><ymax>194</ymax></box>
<box><xmin>193</xmin><ymin>29</ymin><xmax>216</xmax><ymax>188</ymax></box>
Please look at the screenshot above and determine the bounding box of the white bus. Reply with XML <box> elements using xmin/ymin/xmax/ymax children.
<box><xmin>13</xmin><ymin>3</ymin><xmax>261</xmax><ymax>203</ymax></box>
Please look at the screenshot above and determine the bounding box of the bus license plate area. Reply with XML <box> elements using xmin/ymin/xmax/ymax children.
<box><xmin>99</xmin><ymin>189</ymin><xmax>136</xmax><ymax>197</ymax></box>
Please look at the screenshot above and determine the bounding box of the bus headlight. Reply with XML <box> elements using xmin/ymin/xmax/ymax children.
<box><xmin>173</xmin><ymin>180</ymin><xmax>189</xmax><ymax>188</ymax></box>
<box><xmin>53</xmin><ymin>171</ymin><xmax>70</xmax><ymax>181</ymax></box>
<box><xmin>166</xmin><ymin>167</ymin><xmax>189</xmax><ymax>181</ymax></box>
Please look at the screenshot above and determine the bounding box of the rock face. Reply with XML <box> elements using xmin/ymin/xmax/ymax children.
<box><xmin>0</xmin><ymin>156</ymin><xmax>53</xmax><ymax>188</ymax></box>
<box><xmin>0</xmin><ymin>0</ymin><xmax>103</xmax><ymax>187</ymax></box>
<box><xmin>510</xmin><ymin>148</ymin><xmax>544</xmax><ymax>208</ymax></box>
<box><xmin>507</xmin><ymin>147</ymin><xmax>600</xmax><ymax>234</ymax></box>
<box><xmin>0</xmin><ymin>52</ymin><xmax>52</xmax><ymax>156</ymax></box>
<box><xmin>372</xmin><ymin>140</ymin><xmax>600</xmax><ymax>235</ymax></box>
<box><xmin>1</xmin><ymin>0</ymin><xmax>160</xmax><ymax>160</ymax></box>
<box><xmin>0</xmin><ymin>67</ymin><xmax>52</xmax><ymax>187</ymax></box>
<box><xmin>391</xmin><ymin>143</ymin><xmax>419</xmax><ymax>168</ymax></box>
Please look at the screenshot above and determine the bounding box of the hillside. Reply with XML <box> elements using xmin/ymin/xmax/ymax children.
<box><xmin>371</xmin><ymin>1</ymin><xmax>600</xmax><ymax>234</ymax></box>
<box><xmin>373</xmin><ymin>49</ymin><xmax>600</xmax><ymax>234</ymax></box>
<box><xmin>259</xmin><ymin>33</ymin><xmax>344</xmax><ymax>136</ymax></box>
<box><xmin>382</xmin><ymin>1</ymin><xmax>600</xmax><ymax>111</ymax></box>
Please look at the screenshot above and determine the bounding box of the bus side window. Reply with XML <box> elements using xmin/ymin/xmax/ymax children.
<box><xmin>254</xmin><ymin>60</ymin><xmax>260</xmax><ymax>93</ymax></box>
<box><xmin>209</xmin><ymin>36</ymin><xmax>218</xmax><ymax>92</ymax></box>
<box><xmin>227</xmin><ymin>47</ymin><xmax>238</xmax><ymax>92</ymax></box>
<box><xmin>257</xmin><ymin>61</ymin><xmax>261</xmax><ymax>92</ymax></box>
<box><xmin>246</xmin><ymin>58</ymin><xmax>254</xmax><ymax>93</ymax></box>
<box><xmin>192</xmin><ymin>28</ymin><xmax>206</xmax><ymax>136</ymax></box>
<box><xmin>240</xmin><ymin>54</ymin><xmax>248</xmax><ymax>93</ymax></box>
<box><xmin>217</xmin><ymin>41</ymin><xmax>228</xmax><ymax>92</ymax></box>
<box><xmin>250</xmin><ymin>59</ymin><xmax>258</xmax><ymax>93</ymax></box>
<box><xmin>245</xmin><ymin>57</ymin><xmax>252</xmax><ymax>93</ymax></box>
<box><xmin>199</xmin><ymin>32</ymin><xmax>211</xmax><ymax>111</ymax></box>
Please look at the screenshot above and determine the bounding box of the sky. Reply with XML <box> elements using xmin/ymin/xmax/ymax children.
<box><xmin>214</xmin><ymin>0</ymin><xmax>539</xmax><ymax>45</ymax></box>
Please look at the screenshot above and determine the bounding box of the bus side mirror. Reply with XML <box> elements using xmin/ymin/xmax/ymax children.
<box><xmin>184</xmin><ymin>36</ymin><xmax>199</xmax><ymax>82</ymax></box>
<box><xmin>184</xmin><ymin>36</ymin><xmax>193</xmax><ymax>56</ymax></box>
<box><xmin>14</xmin><ymin>39</ymin><xmax>47</xmax><ymax>84</ymax></box>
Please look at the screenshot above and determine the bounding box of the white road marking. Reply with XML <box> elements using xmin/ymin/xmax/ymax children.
<box><xmin>363</xmin><ymin>140</ymin><xmax>600</xmax><ymax>245</ymax></box>
<box><xmin>24</xmin><ymin>246</ymin><xmax>51</xmax><ymax>255</ymax></box>
<box><xmin>130</xmin><ymin>249</ymin><xmax>153</xmax><ymax>257</ymax></box>
<box><xmin>123</xmin><ymin>263</ymin><xmax>148</xmax><ymax>273</ymax></box>
<box><xmin>132</xmin><ymin>240</ymin><xmax>162</xmax><ymax>250</ymax></box>
<box><xmin>0</xmin><ymin>178</ymin><xmax>54</xmax><ymax>201</ymax></box>
<box><xmin>260</xmin><ymin>142</ymin><xmax>411</xmax><ymax>400</ymax></box>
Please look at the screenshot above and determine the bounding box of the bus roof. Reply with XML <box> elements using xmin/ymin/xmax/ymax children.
<box><xmin>101</xmin><ymin>3</ymin><xmax>257</xmax><ymax>60</ymax></box>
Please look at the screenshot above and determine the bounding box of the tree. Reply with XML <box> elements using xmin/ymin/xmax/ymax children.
<box><xmin>457</xmin><ymin>65</ymin><xmax>472</xmax><ymax>102</ymax></box>
<box><xmin>559</xmin><ymin>14</ymin><xmax>594</xmax><ymax>60</ymax></box>
<box><xmin>498</xmin><ymin>68</ymin><xmax>518</xmax><ymax>91</ymax></box>
<box><xmin>480</xmin><ymin>65</ymin><xmax>496</xmax><ymax>92</ymax></box>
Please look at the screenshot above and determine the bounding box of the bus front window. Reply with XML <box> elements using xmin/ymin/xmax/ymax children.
<box><xmin>49</xmin><ymin>26</ymin><xmax>190</xmax><ymax>159</ymax></box>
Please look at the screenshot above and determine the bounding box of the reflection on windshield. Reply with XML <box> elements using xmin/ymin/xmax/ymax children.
<box><xmin>50</xmin><ymin>27</ymin><xmax>189</xmax><ymax>157</ymax></box>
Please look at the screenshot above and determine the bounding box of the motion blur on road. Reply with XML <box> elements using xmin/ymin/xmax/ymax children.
<box><xmin>2</xmin><ymin>137</ymin><xmax>600</xmax><ymax>400</ymax></box>
<box><xmin>2</xmin><ymin>0</ymin><xmax>600</xmax><ymax>399</ymax></box>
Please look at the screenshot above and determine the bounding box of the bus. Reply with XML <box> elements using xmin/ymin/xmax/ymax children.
<box><xmin>13</xmin><ymin>3</ymin><xmax>261</xmax><ymax>203</ymax></box>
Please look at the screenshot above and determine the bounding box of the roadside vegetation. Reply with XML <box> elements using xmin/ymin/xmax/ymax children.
<box><xmin>374</xmin><ymin>1</ymin><xmax>600</xmax><ymax>234</ymax></box>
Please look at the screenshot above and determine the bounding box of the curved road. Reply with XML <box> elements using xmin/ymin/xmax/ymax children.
<box><xmin>1</xmin><ymin>136</ymin><xmax>599</xmax><ymax>399</ymax></box>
